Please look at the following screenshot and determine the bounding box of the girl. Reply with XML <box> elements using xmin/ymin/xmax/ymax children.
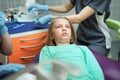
<box><xmin>39</xmin><ymin>17</ymin><xmax>104</xmax><ymax>80</ymax></box>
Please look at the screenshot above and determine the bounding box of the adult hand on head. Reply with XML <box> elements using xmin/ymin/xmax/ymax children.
<box><xmin>27</xmin><ymin>4</ymin><xmax>48</xmax><ymax>13</ymax></box>
<box><xmin>0</xmin><ymin>11</ymin><xmax>8</xmax><ymax>36</ymax></box>
<box><xmin>35</xmin><ymin>15</ymin><xmax>52</xmax><ymax>25</ymax></box>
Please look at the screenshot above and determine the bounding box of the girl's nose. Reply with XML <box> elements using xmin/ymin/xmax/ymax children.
<box><xmin>62</xmin><ymin>26</ymin><xmax>67</xmax><ymax>31</ymax></box>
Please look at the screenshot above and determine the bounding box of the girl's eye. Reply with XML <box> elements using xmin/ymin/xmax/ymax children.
<box><xmin>55</xmin><ymin>26</ymin><xmax>61</xmax><ymax>28</ymax></box>
<box><xmin>66</xmin><ymin>25</ymin><xmax>70</xmax><ymax>28</ymax></box>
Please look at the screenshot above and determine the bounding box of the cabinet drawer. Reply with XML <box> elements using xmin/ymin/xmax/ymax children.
<box><xmin>8</xmin><ymin>32</ymin><xmax>48</xmax><ymax>65</ymax></box>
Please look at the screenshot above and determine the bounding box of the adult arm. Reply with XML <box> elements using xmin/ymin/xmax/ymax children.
<box><xmin>50</xmin><ymin>1</ymin><xmax>95</xmax><ymax>24</ymax></box>
<box><xmin>0</xmin><ymin>11</ymin><xmax>12</xmax><ymax>55</ymax></box>
<box><xmin>65</xmin><ymin>0</ymin><xmax>111</xmax><ymax>23</ymax></box>
<box><xmin>29</xmin><ymin>1</ymin><xmax>95</xmax><ymax>25</ymax></box>
<box><xmin>48</xmin><ymin>1</ymin><xmax>74</xmax><ymax>13</ymax></box>
<box><xmin>65</xmin><ymin>6</ymin><xmax>95</xmax><ymax>23</ymax></box>
<box><xmin>0</xmin><ymin>32</ymin><xmax>12</xmax><ymax>55</ymax></box>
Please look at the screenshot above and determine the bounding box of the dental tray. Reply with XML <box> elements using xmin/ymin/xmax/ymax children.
<box><xmin>5</xmin><ymin>22</ymin><xmax>49</xmax><ymax>34</ymax></box>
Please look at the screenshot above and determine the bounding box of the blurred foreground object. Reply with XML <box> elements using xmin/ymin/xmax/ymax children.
<box><xmin>3</xmin><ymin>60</ymin><xmax>80</xmax><ymax>80</ymax></box>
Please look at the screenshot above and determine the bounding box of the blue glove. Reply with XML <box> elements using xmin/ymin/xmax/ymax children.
<box><xmin>35</xmin><ymin>15</ymin><xmax>52</xmax><ymax>25</ymax></box>
<box><xmin>0</xmin><ymin>64</ymin><xmax>25</xmax><ymax>78</ymax></box>
<box><xmin>27</xmin><ymin>4</ymin><xmax>48</xmax><ymax>13</ymax></box>
<box><xmin>0</xmin><ymin>64</ymin><xmax>25</xmax><ymax>72</ymax></box>
<box><xmin>0</xmin><ymin>11</ymin><xmax>8</xmax><ymax>36</ymax></box>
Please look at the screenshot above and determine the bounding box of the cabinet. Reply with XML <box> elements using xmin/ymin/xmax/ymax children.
<box><xmin>8</xmin><ymin>31</ymin><xmax>48</xmax><ymax>65</ymax></box>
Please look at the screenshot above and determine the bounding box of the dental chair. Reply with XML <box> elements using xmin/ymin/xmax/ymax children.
<box><xmin>106</xmin><ymin>19</ymin><xmax>120</xmax><ymax>39</ymax></box>
<box><xmin>106</xmin><ymin>19</ymin><xmax>120</xmax><ymax>59</ymax></box>
<box><xmin>30</xmin><ymin>18</ymin><xmax>120</xmax><ymax>80</ymax></box>
<box><xmin>106</xmin><ymin>18</ymin><xmax>120</xmax><ymax>58</ymax></box>
<box><xmin>30</xmin><ymin>49</ymin><xmax>120</xmax><ymax>80</ymax></box>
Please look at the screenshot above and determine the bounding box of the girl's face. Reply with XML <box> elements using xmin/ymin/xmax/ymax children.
<box><xmin>52</xmin><ymin>19</ymin><xmax>72</xmax><ymax>45</ymax></box>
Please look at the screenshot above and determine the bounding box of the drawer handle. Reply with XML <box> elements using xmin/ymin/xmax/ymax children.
<box><xmin>19</xmin><ymin>35</ymin><xmax>47</xmax><ymax>42</ymax></box>
<box><xmin>20</xmin><ymin>55</ymin><xmax>36</xmax><ymax>59</ymax></box>
<box><xmin>20</xmin><ymin>42</ymin><xmax>46</xmax><ymax>48</ymax></box>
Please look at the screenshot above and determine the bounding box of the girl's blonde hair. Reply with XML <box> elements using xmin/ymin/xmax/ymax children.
<box><xmin>46</xmin><ymin>17</ymin><xmax>76</xmax><ymax>46</ymax></box>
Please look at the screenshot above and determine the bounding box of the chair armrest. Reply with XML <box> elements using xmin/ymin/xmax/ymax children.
<box><xmin>106</xmin><ymin>19</ymin><xmax>120</xmax><ymax>39</ymax></box>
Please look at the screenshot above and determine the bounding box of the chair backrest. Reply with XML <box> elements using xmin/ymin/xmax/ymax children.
<box><xmin>90</xmin><ymin>48</ymin><xmax>120</xmax><ymax>80</ymax></box>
